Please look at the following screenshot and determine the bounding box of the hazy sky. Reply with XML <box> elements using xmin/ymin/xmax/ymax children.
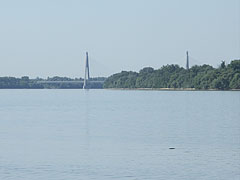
<box><xmin>0</xmin><ymin>0</ymin><xmax>239</xmax><ymax>78</ymax></box>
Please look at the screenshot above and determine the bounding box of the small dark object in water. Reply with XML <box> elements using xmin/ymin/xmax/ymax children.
<box><xmin>169</xmin><ymin>147</ymin><xmax>175</xmax><ymax>149</ymax></box>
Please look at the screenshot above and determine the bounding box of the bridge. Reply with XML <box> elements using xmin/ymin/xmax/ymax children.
<box><xmin>36</xmin><ymin>52</ymin><xmax>105</xmax><ymax>89</ymax></box>
<box><xmin>36</xmin><ymin>51</ymin><xmax>196</xmax><ymax>89</ymax></box>
<box><xmin>36</xmin><ymin>80</ymin><xmax>104</xmax><ymax>84</ymax></box>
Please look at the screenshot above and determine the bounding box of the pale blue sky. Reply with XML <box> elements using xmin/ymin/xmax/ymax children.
<box><xmin>0</xmin><ymin>0</ymin><xmax>239</xmax><ymax>78</ymax></box>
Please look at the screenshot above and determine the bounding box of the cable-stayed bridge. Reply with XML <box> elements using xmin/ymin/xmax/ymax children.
<box><xmin>36</xmin><ymin>51</ymin><xmax>198</xmax><ymax>89</ymax></box>
<box><xmin>36</xmin><ymin>52</ymin><xmax>105</xmax><ymax>89</ymax></box>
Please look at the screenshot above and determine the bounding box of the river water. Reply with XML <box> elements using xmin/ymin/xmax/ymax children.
<box><xmin>0</xmin><ymin>90</ymin><xmax>239</xmax><ymax>180</ymax></box>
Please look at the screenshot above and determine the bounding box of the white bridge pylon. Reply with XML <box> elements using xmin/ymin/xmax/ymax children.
<box><xmin>83</xmin><ymin>52</ymin><xmax>90</xmax><ymax>89</ymax></box>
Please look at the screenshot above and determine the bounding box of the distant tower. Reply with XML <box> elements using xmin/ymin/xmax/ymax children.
<box><xmin>83</xmin><ymin>52</ymin><xmax>90</xmax><ymax>89</ymax></box>
<box><xmin>186</xmin><ymin>51</ymin><xmax>189</xmax><ymax>70</ymax></box>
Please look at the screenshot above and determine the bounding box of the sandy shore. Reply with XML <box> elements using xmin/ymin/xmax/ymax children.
<box><xmin>105</xmin><ymin>88</ymin><xmax>240</xmax><ymax>91</ymax></box>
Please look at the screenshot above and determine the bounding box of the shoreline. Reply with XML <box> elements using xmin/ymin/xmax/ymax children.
<box><xmin>0</xmin><ymin>88</ymin><xmax>239</xmax><ymax>91</ymax></box>
<box><xmin>104</xmin><ymin>88</ymin><xmax>240</xmax><ymax>91</ymax></box>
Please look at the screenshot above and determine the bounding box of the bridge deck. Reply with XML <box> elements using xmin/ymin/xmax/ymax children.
<box><xmin>36</xmin><ymin>81</ymin><xmax>104</xmax><ymax>84</ymax></box>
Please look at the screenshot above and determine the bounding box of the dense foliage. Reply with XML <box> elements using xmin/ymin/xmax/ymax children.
<box><xmin>0</xmin><ymin>76</ymin><xmax>105</xmax><ymax>89</ymax></box>
<box><xmin>103</xmin><ymin>60</ymin><xmax>240</xmax><ymax>90</ymax></box>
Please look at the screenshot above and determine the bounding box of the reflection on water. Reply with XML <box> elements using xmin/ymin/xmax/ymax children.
<box><xmin>84</xmin><ymin>90</ymin><xmax>90</xmax><ymax>154</ymax></box>
<box><xmin>0</xmin><ymin>90</ymin><xmax>239</xmax><ymax>180</ymax></box>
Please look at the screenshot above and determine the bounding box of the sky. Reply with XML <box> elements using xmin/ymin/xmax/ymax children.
<box><xmin>0</xmin><ymin>0</ymin><xmax>239</xmax><ymax>78</ymax></box>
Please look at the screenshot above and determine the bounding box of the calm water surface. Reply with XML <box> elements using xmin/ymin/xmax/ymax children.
<box><xmin>0</xmin><ymin>90</ymin><xmax>239</xmax><ymax>180</ymax></box>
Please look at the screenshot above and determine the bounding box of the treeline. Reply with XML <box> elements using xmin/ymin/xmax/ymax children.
<box><xmin>0</xmin><ymin>76</ymin><xmax>106</xmax><ymax>89</ymax></box>
<box><xmin>103</xmin><ymin>60</ymin><xmax>240</xmax><ymax>90</ymax></box>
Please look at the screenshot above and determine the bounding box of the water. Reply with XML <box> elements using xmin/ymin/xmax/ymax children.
<box><xmin>0</xmin><ymin>89</ymin><xmax>239</xmax><ymax>180</ymax></box>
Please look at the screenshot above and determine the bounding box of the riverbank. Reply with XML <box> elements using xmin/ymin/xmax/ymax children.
<box><xmin>105</xmin><ymin>88</ymin><xmax>240</xmax><ymax>91</ymax></box>
<box><xmin>0</xmin><ymin>88</ymin><xmax>239</xmax><ymax>91</ymax></box>
<box><xmin>103</xmin><ymin>60</ymin><xmax>240</xmax><ymax>90</ymax></box>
